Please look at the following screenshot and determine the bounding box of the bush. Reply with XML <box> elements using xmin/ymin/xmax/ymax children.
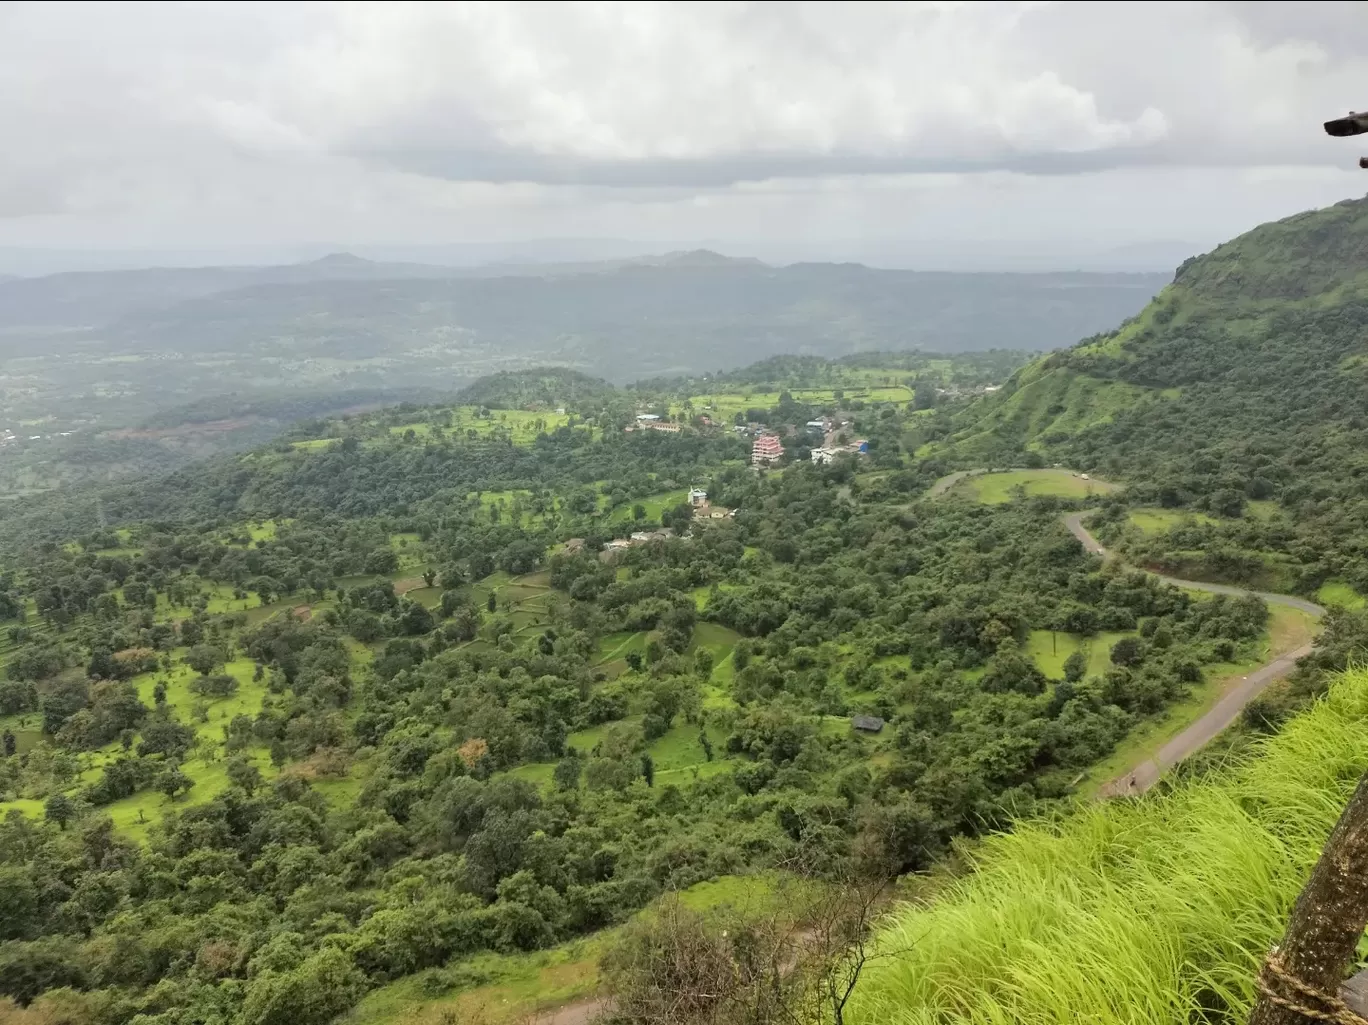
<box><xmin>189</xmin><ymin>673</ymin><xmax>240</xmax><ymax>698</ymax></box>
<box><xmin>240</xmin><ymin>947</ymin><xmax>366</xmax><ymax>1025</ymax></box>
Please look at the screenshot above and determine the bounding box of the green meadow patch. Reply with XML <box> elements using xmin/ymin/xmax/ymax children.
<box><xmin>1024</xmin><ymin>628</ymin><xmax>1136</xmax><ymax>679</ymax></box>
<box><xmin>1127</xmin><ymin>507</ymin><xmax>1218</xmax><ymax>534</ymax></box>
<box><xmin>954</xmin><ymin>468</ymin><xmax>1120</xmax><ymax>504</ymax></box>
<box><xmin>1317</xmin><ymin>578</ymin><xmax>1366</xmax><ymax>609</ymax></box>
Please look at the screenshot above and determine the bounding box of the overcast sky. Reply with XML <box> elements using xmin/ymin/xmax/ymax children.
<box><xmin>2</xmin><ymin>1</ymin><xmax>1367</xmax><ymax>269</ymax></box>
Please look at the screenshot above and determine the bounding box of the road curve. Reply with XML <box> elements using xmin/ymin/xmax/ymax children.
<box><xmin>926</xmin><ymin>469</ymin><xmax>983</xmax><ymax>498</ymax></box>
<box><xmin>1062</xmin><ymin>511</ymin><xmax>1324</xmax><ymax>796</ymax></box>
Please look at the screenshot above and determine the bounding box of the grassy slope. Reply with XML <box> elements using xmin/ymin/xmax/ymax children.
<box><xmin>850</xmin><ymin>665</ymin><xmax>1368</xmax><ymax>1025</ymax></box>
<box><xmin>1317</xmin><ymin>579</ymin><xmax>1367</xmax><ymax>609</ymax></box>
<box><xmin>350</xmin><ymin>874</ymin><xmax>786</xmax><ymax>1025</ymax></box>
<box><xmin>937</xmin><ymin>197</ymin><xmax>1368</xmax><ymax>464</ymax></box>
<box><xmin>1127</xmin><ymin>507</ymin><xmax>1217</xmax><ymax>534</ymax></box>
<box><xmin>681</xmin><ymin>385</ymin><xmax>913</xmax><ymax>421</ymax></box>
<box><xmin>943</xmin><ymin>362</ymin><xmax>1159</xmax><ymax>461</ymax></box>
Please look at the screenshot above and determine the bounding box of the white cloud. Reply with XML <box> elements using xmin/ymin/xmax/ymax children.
<box><xmin>0</xmin><ymin>0</ymin><xmax>1365</xmax><ymax>258</ymax></box>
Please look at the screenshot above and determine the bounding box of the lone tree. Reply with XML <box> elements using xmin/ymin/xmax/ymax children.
<box><xmin>1248</xmin><ymin>773</ymin><xmax>1368</xmax><ymax>1023</ymax></box>
<box><xmin>44</xmin><ymin>793</ymin><xmax>75</xmax><ymax>831</ymax></box>
<box><xmin>184</xmin><ymin>644</ymin><xmax>223</xmax><ymax>676</ymax></box>
<box><xmin>157</xmin><ymin>765</ymin><xmax>195</xmax><ymax>801</ymax></box>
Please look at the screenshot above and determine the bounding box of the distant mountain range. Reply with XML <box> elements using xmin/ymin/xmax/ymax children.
<box><xmin>0</xmin><ymin>250</ymin><xmax>1166</xmax><ymax>361</ymax></box>
<box><xmin>0</xmin><ymin>249</ymin><xmax>1168</xmax><ymax>455</ymax></box>
<box><xmin>0</xmin><ymin>237</ymin><xmax>1206</xmax><ymax>277</ymax></box>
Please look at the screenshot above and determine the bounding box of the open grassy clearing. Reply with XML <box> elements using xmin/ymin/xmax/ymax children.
<box><xmin>0</xmin><ymin>712</ymin><xmax>42</xmax><ymax>754</ymax></box>
<box><xmin>1317</xmin><ymin>578</ymin><xmax>1366</xmax><ymax>609</ymax></box>
<box><xmin>291</xmin><ymin>406</ymin><xmax>578</xmax><ymax>451</ymax></box>
<box><xmin>1127</xmin><ymin>507</ymin><xmax>1218</xmax><ymax>534</ymax></box>
<box><xmin>603</xmin><ymin>488</ymin><xmax>689</xmax><ymax>524</ymax></box>
<box><xmin>594</xmin><ymin>631</ymin><xmax>647</xmax><ymax>664</ymax></box>
<box><xmin>509</xmin><ymin>719</ymin><xmax>730</xmax><ymax>796</ymax></box>
<box><xmin>850</xmin><ymin>666</ymin><xmax>1368</xmax><ymax>1025</ymax></box>
<box><xmin>1127</xmin><ymin>502</ymin><xmax>1281</xmax><ymax>536</ymax></box>
<box><xmin>646</xmin><ymin>721</ymin><xmax>728</xmax><ymax>772</ymax></box>
<box><xmin>1024</xmin><ymin>628</ymin><xmax>1135</xmax><ymax>679</ymax></box>
<box><xmin>467</xmin><ymin>489</ymin><xmax>558</xmax><ymax>529</ymax></box>
<box><xmin>690</xmin><ymin>622</ymin><xmax>741</xmax><ymax>663</ymax></box>
<box><xmin>0</xmin><ymin>655</ymin><xmax>284</xmax><ymax>839</ymax></box>
<box><xmin>953</xmin><ymin>468</ymin><xmax>1120</xmax><ymax>504</ymax></box>
<box><xmin>440</xmin><ymin>407</ymin><xmax>573</xmax><ymax>442</ymax></box>
<box><xmin>689</xmin><ymin>582</ymin><xmax>741</xmax><ymax>611</ymax></box>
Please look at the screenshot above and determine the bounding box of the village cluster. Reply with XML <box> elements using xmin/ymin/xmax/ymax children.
<box><xmin>628</xmin><ymin>411</ymin><xmax>868</xmax><ymax>468</ymax></box>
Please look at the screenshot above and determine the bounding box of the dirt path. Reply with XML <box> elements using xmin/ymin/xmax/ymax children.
<box><xmin>1062</xmin><ymin>512</ymin><xmax>1324</xmax><ymax>795</ymax></box>
<box><xmin>531</xmin><ymin>997</ymin><xmax>610</xmax><ymax>1025</ymax></box>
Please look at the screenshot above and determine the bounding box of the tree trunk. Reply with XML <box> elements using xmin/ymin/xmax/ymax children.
<box><xmin>1250</xmin><ymin>773</ymin><xmax>1368</xmax><ymax>1024</ymax></box>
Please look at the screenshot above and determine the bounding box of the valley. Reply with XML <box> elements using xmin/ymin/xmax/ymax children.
<box><xmin>5</xmin><ymin>196</ymin><xmax>1368</xmax><ymax>1025</ymax></box>
<box><xmin>0</xmin><ymin>252</ymin><xmax>1156</xmax><ymax>499</ymax></box>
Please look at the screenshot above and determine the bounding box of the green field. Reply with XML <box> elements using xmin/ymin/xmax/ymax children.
<box><xmin>594</xmin><ymin>631</ymin><xmax>648</xmax><ymax>664</ymax></box>
<box><xmin>954</xmin><ymin>468</ymin><xmax>1120</xmax><ymax>504</ymax></box>
<box><xmin>290</xmin><ymin>406</ymin><xmax>577</xmax><ymax>452</ymax></box>
<box><xmin>0</xmin><ymin>655</ymin><xmax>283</xmax><ymax>841</ymax></box>
<box><xmin>849</xmin><ymin>665</ymin><xmax>1368</xmax><ymax>1025</ymax></box>
<box><xmin>1024</xmin><ymin>628</ymin><xmax>1134</xmax><ymax>678</ymax></box>
<box><xmin>604</xmin><ymin>488</ymin><xmax>689</xmax><ymax>524</ymax></box>
<box><xmin>1317</xmin><ymin>578</ymin><xmax>1366</xmax><ymax>608</ymax></box>
<box><xmin>397</xmin><ymin>407</ymin><xmax>572</xmax><ymax>445</ymax></box>
<box><xmin>1127</xmin><ymin>503</ymin><xmax>1281</xmax><ymax>535</ymax></box>
<box><xmin>681</xmin><ymin>384</ymin><xmax>913</xmax><ymax>421</ymax></box>
<box><xmin>1127</xmin><ymin>507</ymin><xmax>1218</xmax><ymax>534</ymax></box>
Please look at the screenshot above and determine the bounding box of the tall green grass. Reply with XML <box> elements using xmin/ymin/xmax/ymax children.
<box><xmin>851</xmin><ymin>667</ymin><xmax>1368</xmax><ymax>1025</ymax></box>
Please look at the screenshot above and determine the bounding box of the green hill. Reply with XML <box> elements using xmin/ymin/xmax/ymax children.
<box><xmin>454</xmin><ymin>368</ymin><xmax>613</xmax><ymax>409</ymax></box>
<box><xmin>939</xmin><ymin>195</ymin><xmax>1368</xmax><ymax>595</ymax></box>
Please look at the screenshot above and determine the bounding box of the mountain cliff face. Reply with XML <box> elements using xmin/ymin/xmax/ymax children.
<box><xmin>940</xmin><ymin>194</ymin><xmax>1368</xmax><ymax>591</ymax></box>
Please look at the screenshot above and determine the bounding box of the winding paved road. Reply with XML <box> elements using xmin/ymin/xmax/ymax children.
<box><xmin>1062</xmin><ymin>512</ymin><xmax>1324</xmax><ymax>796</ymax></box>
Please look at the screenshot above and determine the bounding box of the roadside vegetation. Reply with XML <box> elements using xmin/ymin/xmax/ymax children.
<box><xmin>849</xmin><ymin>664</ymin><xmax>1368</xmax><ymax>1025</ymax></box>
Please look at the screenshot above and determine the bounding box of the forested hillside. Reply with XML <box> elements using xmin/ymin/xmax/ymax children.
<box><xmin>6</xmin><ymin>192</ymin><xmax>1368</xmax><ymax>1024</ymax></box>
<box><xmin>0</xmin><ymin>344</ymin><xmax>1321</xmax><ymax>1025</ymax></box>
<box><xmin>941</xmin><ymin>195</ymin><xmax>1368</xmax><ymax>599</ymax></box>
